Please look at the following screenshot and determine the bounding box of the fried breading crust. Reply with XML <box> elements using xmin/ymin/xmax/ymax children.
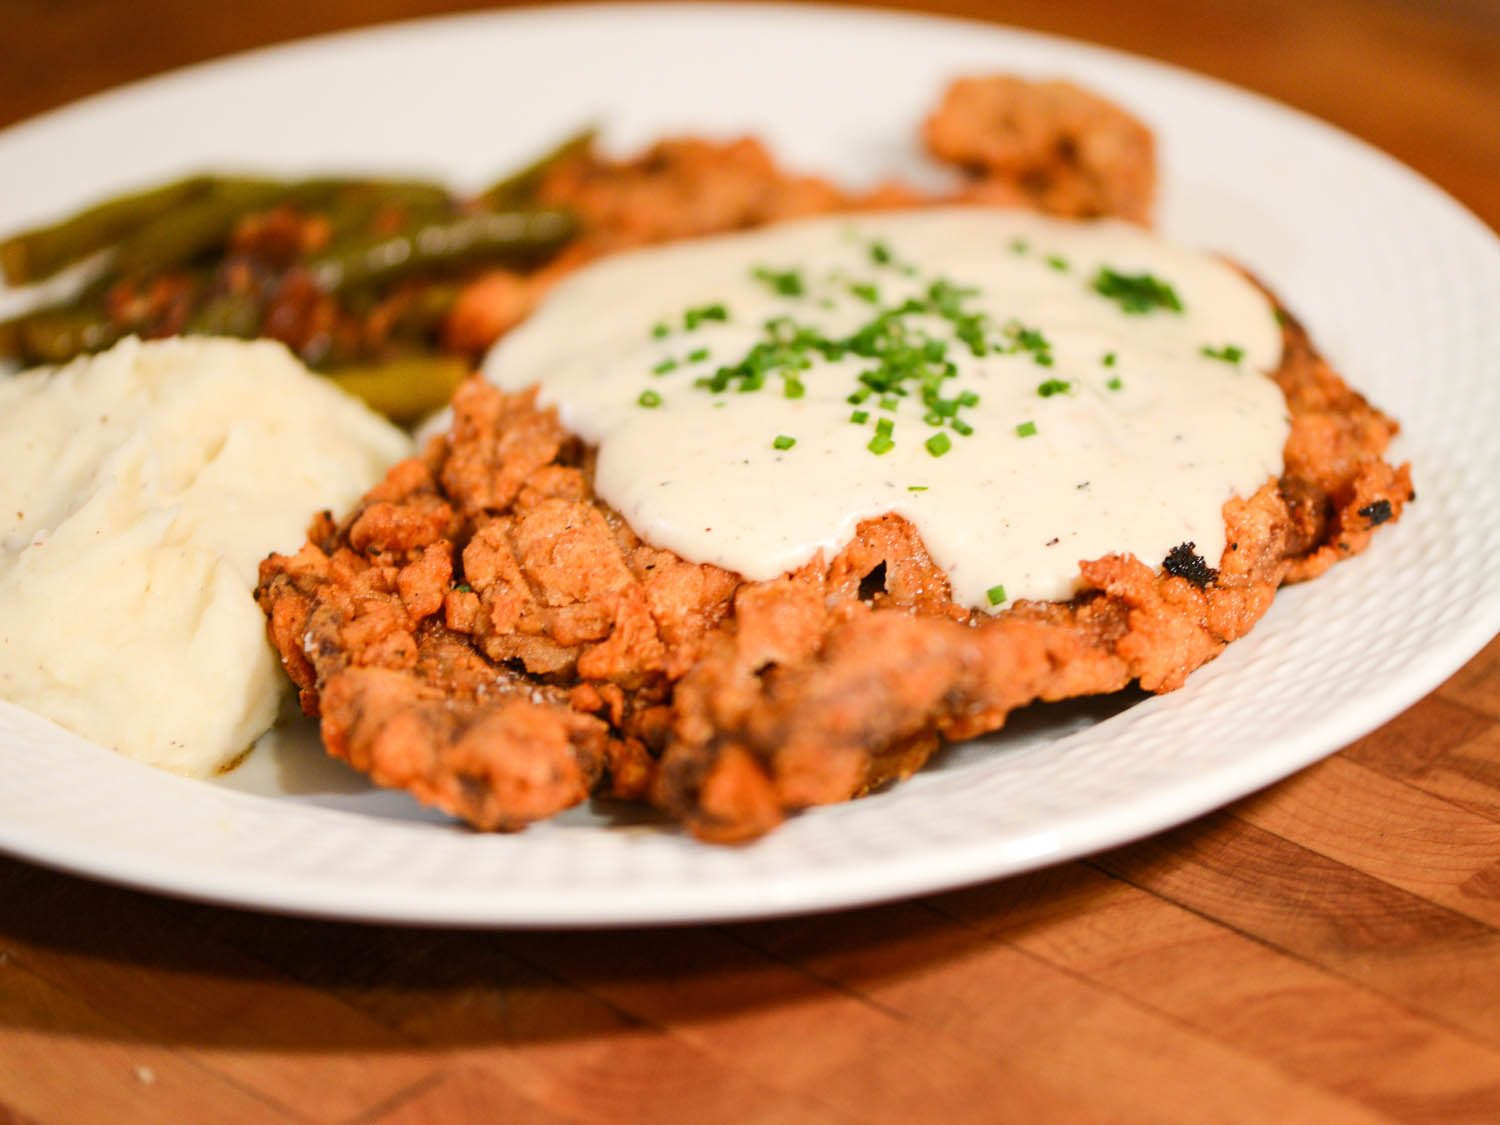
<box><xmin>923</xmin><ymin>75</ymin><xmax>1157</xmax><ymax>223</ymax></box>
<box><xmin>257</xmin><ymin>306</ymin><xmax>1410</xmax><ymax>839</ymax></box>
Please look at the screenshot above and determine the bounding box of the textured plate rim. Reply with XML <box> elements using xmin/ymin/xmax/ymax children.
<box><xmin>0</xmin><ymin>1</ymin><xmax>1496</xmax><ymax>927</ymax></box>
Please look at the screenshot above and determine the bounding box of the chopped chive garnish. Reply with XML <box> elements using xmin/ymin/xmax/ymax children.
<box><xmin>1035</xmin><ymin>353</ymin><xmax>1055</xmax><ymax>367</ymax></box>
<box><xmin>752</xmin><ymin>266</ymin><xmax>805</xmax><ymax>297</ymax></box>
<box><xmin>986</xmin><ymin>584</ymin><xmax>1008</xmax><ymax>606</ymax></box>
<box><xmin>1106</xmin><ymin>376</ymin><xmax>1124</xmax><ymax>391</ymax></box>
<box><xmin>454</xmin><ymin>583</ymin><xmax>473</xmax><ymax>593</ymax></box>
<box><xmin>652</xmin><ymin>358</ymin><xmax>678</xmax><ymax>375</ymax></box>
<box><xmin>683</xmin><ymin>302</ymin><xmax>729</xmax><ymax>330</ymax></box>
<box><xmin>925</xmin><ymin>432</ymin><xmax>952</xmax><ymax>457</ymax></box>
<box><xmin>875</xmin><ymin>417</ymin><xmax>894</xmax><ymax>438</ymax></box>
<box><xmin>651</xmin><ymin>321</ymin><xmax>670</xmax><ymax>339</ymax></box>
<box><xmin>908</xmin><ymin>485</ymin><xmax>928</xmax><ymax>492</ymax></box>
<box><xmin>1037</xmin><ymin>378</ymin><xmax>1071</xmax><ymax>397</ymax></box>
<box><xmin>868</xmin><ymin>433</ymin><xmax>895</xmax><ymax>455</ymax></box>
<box><xmin>1045</xmin><ymin>254</ymin><xmax>1069</xmax><ymax>272</ymax></box>
<box><xmin>637</xmin><ymin>389</ymin><xmax>662</xmax><ymax>408</ymax></box>
<box><xmin>676</xmin><ymin>240</ymin><xmax>995</xmax><ymax>449</ymax></box>
<box><xmin>1102</xmin><ymin>351</ymin><xmax>1117</xmax><ymax>367</ymax></box>
<box><xmin>1091</xmin><ymin>268</ymin><xmax>1183</xmax><ymax>315</ymax></box>
<box><xmin>1200</xmin><ymin>343</ymin><xmax>1245</xmax><ymax>364</ymax></box>
<box><xmin>1015</xmin><ymin>421</ymin><xmax>1038</xmax><ymax>437</ymax></box>
<box><xmin>772</xmin><ymin>434</ymin><xmax>796</xmax><ymax>450</ymax></box>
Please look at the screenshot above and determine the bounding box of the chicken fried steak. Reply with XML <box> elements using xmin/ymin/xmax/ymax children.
<box><xmin>257</xmin><ymin>301</ymin><xmax>1409</xmax><ymax>840</ymax></box>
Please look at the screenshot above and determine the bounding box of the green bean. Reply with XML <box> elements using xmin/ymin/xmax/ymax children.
<box><xmin>306</xmin><ymin>209</ymin><xmax>576</xmax><ymax>294</ymax></box>
<box><xmin>475</xmin><ymin>127</ymin><xmax>597</xmax><ymax>210</ymax></box>
<box><xmin>316</xmin><ymin>192</ymin><xmax>457</xmax><ymax>256</ymax></box>
<box><xmin>107</xmin><ymin>180</ymin><xmax>295</xmax><ymax>276</ymax></box>
<box><xmin>0</xmin><ymin>176</ymin><xmax>215</xmax><ymax>286</ymax></box>
<box><xmin>184</xmin><ymin>293</ymin><xmax>263</xmax><ymax>339</ymax></box>
<box><xmin>293</xmin><ymin>177</ymin><xmax>454</xmax><ymax>213</ymax></box>
<box><xmin>328</xmin><ymin>355</ymin><xmax>469</xmax><ymax>423</ymax></box>
<box><xmin>10</xmin><ymin>175</ymin><xmax>460</xmax><ymax>284</ymax></box>
<box><xmin>2</xmin><ymin>305</ymin><xmax>122</xmax><ymax>366</ymax></box>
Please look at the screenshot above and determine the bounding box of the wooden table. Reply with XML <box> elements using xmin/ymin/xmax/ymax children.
<box><xmin>3</xmin><ymin>2</ymin><xmax>1498</xmax><ymax>1120</ymax></box>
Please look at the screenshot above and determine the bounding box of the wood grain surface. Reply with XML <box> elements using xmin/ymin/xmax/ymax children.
<box><xmin>2</xmin><ymin>1</ymin><xmax>1498</xmax><ymax>1121</ymax></box>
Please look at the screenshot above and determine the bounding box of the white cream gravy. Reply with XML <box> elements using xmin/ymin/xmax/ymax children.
<box><xmin>484</xmin><ymin>208</ymin><xmax>1287</xmax><ymax>609</ymax></box>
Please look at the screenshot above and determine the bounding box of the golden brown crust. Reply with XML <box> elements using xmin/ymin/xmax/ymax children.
<box><xmin>258</xmin><ymin>305</ymin><xmax>1411</xmax><ymax>840</ymax></box>
<box><xmin>923</xmin><ymin>75</ymin><xmax>1157</xmax><ymax>224</ymax></box>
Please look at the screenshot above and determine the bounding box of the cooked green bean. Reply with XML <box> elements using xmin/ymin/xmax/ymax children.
<box><xmin>3</xmin><ymin>305</ymin><xmax>122</xmax><ymax>365</ymax></box>
<box><xmin>6</xmin><ymin>175</ymin><xmax>460</xmax><ymax>284</ymax></box>
<box><xmin>0</xmin><ymin>175</ymin><xmax>215</xmax><ymax>286</ymax></box>
<box><xmin>294</xmin><ymin>178</ymin><xmax>454</xmax><ymax>213</ymax></box>
<box><xmin>328</xmin><ymin>355</ymin><xmax>469</xmax><ymax>423</ymax></box>
<box><xmin>184</xmin><ymin>293</ymin><xmax>263</xmax><ymax>339</ymax></box>
<box><xmin>306</xmin><ymin>209</ymin><xmax>576</xmax><ymax>293</ymax></box>
<box><xmin>475</xmin><ymin>127</ymin><xmax>597</xmax><ymax>210</ymax></box>
<box><xmin>108</xmin><ymin>180</ymin><xmax>295</xmax><ymax>276</ymax></box>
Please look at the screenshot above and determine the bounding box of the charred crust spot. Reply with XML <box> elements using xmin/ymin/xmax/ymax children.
<box><xmin>1162</xmin><ymin>542</ymin><xmax>1217</xmax><ymax>588</ymax></box>
<box><xmin>1357</xmin><ymin>498</ymin><xmax>1393</xmax><ymax>526</ymax></box>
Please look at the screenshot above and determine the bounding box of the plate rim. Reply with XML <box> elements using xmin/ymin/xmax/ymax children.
<box><xmin>1</xmin><ymin>0</ymin><xmax>1497</xmax><ymax>928</ymax></box>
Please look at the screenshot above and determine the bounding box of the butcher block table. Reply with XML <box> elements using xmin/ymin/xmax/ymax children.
<box><xmin>3</xmin><ymin>1</ymin><xmax>1499</xmax><ymax>1120</ymax></box>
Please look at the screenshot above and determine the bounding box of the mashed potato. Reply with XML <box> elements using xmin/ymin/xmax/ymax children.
<box><xmin>0</xmin><ymin>337</ymin><xmax>411</xmax><ymax>775</ymax></box>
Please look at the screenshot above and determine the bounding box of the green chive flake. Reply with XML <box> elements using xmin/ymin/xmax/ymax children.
<box><xmin>752</xmin><ymin>266</ymin><xmax>805</xmax><ymax>298</ymax></box>
<box><xmin>684</xmin><ymin>302</ymin><xmax>729</xmax><ymax>330</ymax></box>
<box><xmin>1015</xmin><ymin>421</ymin><xmax>1038</xmax><ymax>437</ymax></box>
<box><xmin>1200</xmin><ymin>343</ymin><xmax>1245</xmax><ymax>364</ymax></box>
<box><xmin>1091</xmin><ymin>268</ymin><xmax>1184</xmax><ymax>315</ymax></box>
<box><xmin>772</xmin><ymin>434</ymin><xmax>796</xmax><ymax>451</ymax></box>
<box><xmin>637</xmin><ymin>389</ymin><xmax>663</xmax><ymax>408</ymax></box>
<box><xmin>986</xmin><ymin>584</ymin><xmax>1008</xmax><ymax>606</ymax></box>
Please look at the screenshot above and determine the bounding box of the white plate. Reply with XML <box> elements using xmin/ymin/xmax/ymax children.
<box><xmin>1</xmin><ymin>3</ymin><xmax>1497</xmax><ymax>927</ymax></box>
